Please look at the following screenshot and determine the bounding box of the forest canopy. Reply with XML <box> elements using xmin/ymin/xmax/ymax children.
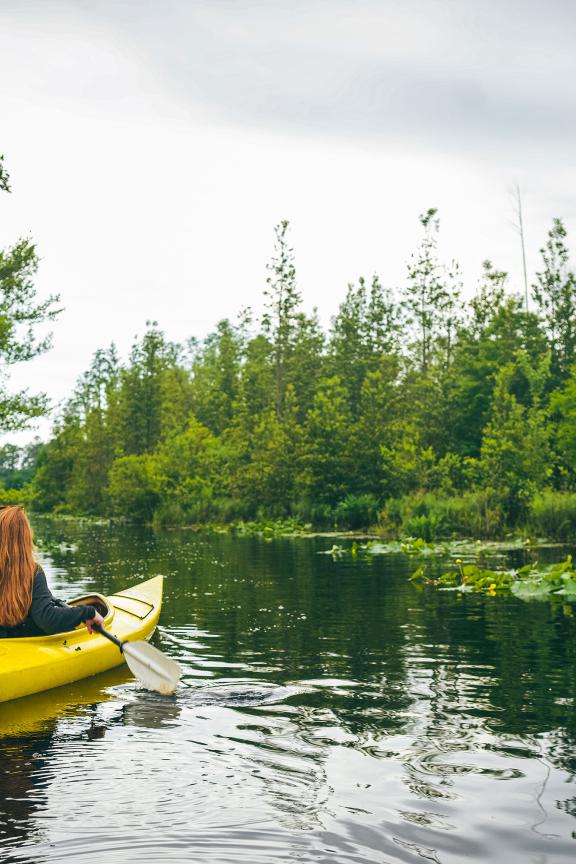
<box><xmin>4</xmin><ymin>213</ymin><xmax>576</xmax><ymax>539</ymax></box>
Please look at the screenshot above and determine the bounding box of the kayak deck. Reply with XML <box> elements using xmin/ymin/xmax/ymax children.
<box><xmin>0</xmin><ymin>575</ymin><xmax>163</xmax><ymax>704</ymax></box>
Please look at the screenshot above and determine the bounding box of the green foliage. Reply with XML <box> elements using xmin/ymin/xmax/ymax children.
<box><xmin>402</xmin><ymin>511</ymin><xmax>445</xmax><ymax>542</ymax></box>
<box><xmin>228</xmin><ymin>387</ymin><xmax>303</xmax><ymax>516</ymax></box>
<box><xmin>532</xmin><ymin>219</ymin><xmax>576</xmax><ymax>381</ymax></box>
<box><xmin>510</xmin><ymin>557</ymin><xmax>576</xmax><ymax>600</ymax></box>
<box><xmin>438</xmin><ymin>490</ymin><xmax>505</xmax><ymax>538</ymax></box>
<box><xmin>1</xmin><ymin>153</ymin><xmax>61</xmax><ymax>428</ymax></box>
<box><xmin>155</xmin><ymin>416</ymin><xmax>220</xmax><ymax>523</ymax></box>
<box><xmin>0</xmin><ymin>440</ymin><xmax>42</xmax><ymax>489</ymax></box>
<box><xmin>21</xmin><ymin>213</ymin><xmax>576</xmax><ymax>535</ymax></box>
<box><xmin>479</xmin><ymin>356</ymin><xmax>551</xmax><ymax>523</ymax></box>
<box><xmin>402</xmin><ymin>209</ymin><xmax>461</xmax><ymax>373</ymax></box>
<box><xmin>107</xmin><ymin>454</ymin><xmax>163</xmax><ymax>522</ymax></box>
<box><xmin>231</xmin><ymin>518</ymin><xmax>310</xmax><ymax>538</ymax></box>
<box><xmin>378</xmin><ymin>489</ymin><xmax>507</xmax><ymax>540</ymax></box>
<box><xmin>319</xmin><ymin>536</ymin><xmax>535</xmax><ymax>561</ymax></box>
<box><xmin>190</xmin><ymin>318</ymin><xmax>244</xmax><ymax>434</ymax></box>
<box><xmin>328</xmin><ymin>276</ymin><xmax>399</xmax><ymax>413</ymax></box>
<box><xmin>118</xmin><ymin>324</ymin><xmax>182</xmax><ymax>455</ymax></box>
<box><xmin>299</xmin><ymin>376</ymin><xmax>354</xmax><ymax>506</ymax></box>
<box><xmin>0</xmin><ymin>154</ymin><xmax>11</xmax><ymax>194</ymax></box>
<box><xmin>334</xmin><ymin>494</ymin><xmax>380</xmax><ymax>530</ymax></box>
<box><xmin>31</xmin><ymin>419</ymin><xmax>82</xmax><ymax>512</ymax></box>
<box><xmin>528</xmin><ymin>490</ymin><xmax>576</xmax><ymax>541</ymax></box>
<box><xmin>438</xmin><ymin>563</ymin><xmax>514</xmax><ymax>592</ymax></box>
<box><xmin>0</xmin><ymin>237</ymin><xmax>62</xmax><ymax>430</ymax></box>
<box><xmin>449</xmin><ymin>264</ymin><xmax>548</xmax><ymax>458</ymax></box>
<box><xmin>262</xmin><ymin>221</ymin><xmax>304</xmax><ymax>419</ymax></box>
<box><xmin>0</xmin><ymin>484</ymin><xmax>32</xmax><ymax>506</ymax></box>
<box><xmin>412</xmin><ymin>556</ymin><xmax>576</xmax><ymax>602</ymax></box>
<box><xmin>550</xmin><ymin>367</ymin><xmax>576</xmax><ymax>478</ymax></box>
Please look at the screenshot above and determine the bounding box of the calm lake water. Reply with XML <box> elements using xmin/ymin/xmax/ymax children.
<box><xmin>1</xmin><ymin>520</ymin><xmax>575</xmax><ymax>864</ymax></box>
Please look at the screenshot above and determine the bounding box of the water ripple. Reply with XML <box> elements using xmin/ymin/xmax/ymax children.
<box><xmin>2</xmin><ymin>525</ymin><xmax>575</xmax><ymax>863</ymax></box>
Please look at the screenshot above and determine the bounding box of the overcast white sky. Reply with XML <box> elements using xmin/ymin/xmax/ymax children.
<box><xmin>1</xmin><ymin>0</ymin><xmax>575</xmax><ymax>443</ymax></box>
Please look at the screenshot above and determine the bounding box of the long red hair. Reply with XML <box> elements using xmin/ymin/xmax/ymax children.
<box><xmin>0</xmin><ymin>506</ymin><xmax>36</xmax><ymax>627</ymax></box>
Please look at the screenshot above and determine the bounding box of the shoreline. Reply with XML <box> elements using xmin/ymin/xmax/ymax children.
<box><xmin>29</xmin><ymin>512</ymin><xmax>566</xmax><ymax>549</ymax></box>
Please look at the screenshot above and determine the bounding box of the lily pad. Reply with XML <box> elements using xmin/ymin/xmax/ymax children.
<box><xmin>511</xmin><ymin>581</ymin><xmax>554</xmax><ymax>600</ymax></box>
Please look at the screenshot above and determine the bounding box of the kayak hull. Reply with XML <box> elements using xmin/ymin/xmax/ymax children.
<box><xmin>0</xmin><ymin>575</ymin><xmax>163</xmax><ymax>703</ymax></box>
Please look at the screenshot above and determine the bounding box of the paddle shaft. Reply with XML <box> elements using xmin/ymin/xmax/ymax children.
<box><xmin>93</xmin><ymin>623</ymin><xmax>124</xmax><ymax>652</ymax></box>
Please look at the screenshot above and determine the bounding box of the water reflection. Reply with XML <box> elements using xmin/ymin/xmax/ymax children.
<box><xmin>0</xmin><ymin>732</ymin><xmax>52</xmax><ymax>863</ymax></box>
<box><xmin>0</xmin><ymin>518</ymin><xmax>574</xmax><ymax>862</ymax></box>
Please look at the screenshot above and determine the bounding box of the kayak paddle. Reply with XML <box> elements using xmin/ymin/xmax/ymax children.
<box><xmin>93</xmin><ymin>624</ymin><xmax>181</xmax><ymax>695</ymax></box>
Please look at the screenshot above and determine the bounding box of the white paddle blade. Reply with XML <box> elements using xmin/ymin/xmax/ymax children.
<box><xmin>123</xmin><ymin>641</ymin><xmax>181</xmax><ymax>695</ymax></box>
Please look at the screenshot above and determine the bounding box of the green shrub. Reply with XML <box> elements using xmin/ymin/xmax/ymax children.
<box><xmin>379</xmin><ymin>489</ymin><xmax>506</xmax><ymax>540</ymax></box>
<box><xmin>335</xmin><ymin>494</ymin><xmax>380</xmax><ymax>530</ymax></box>
<box><xmin>295</xmin><ymin>501</ymin><xmax>335</xmax><ymax>529</ymax></box>
<box><xmin>210</xmin><ymin>497</ymin><xmax>245</xmax><ymax>523</ymax></box>
<box><xmin>402</xmin><ymin>511</ymin><xmax>445</xmax><ymax>541</ymax></box>
<box><xmin>107</xmin><ymin>454</ymin><xmax>163</xmax><ymax>523</ymax></box>
<box><xmin>529</xmin><ymin>490</ymin><xmax>576</xmax><ymax>541</ymax></box>
<box><xmin>441</xmin><ymin>489</ymin><xmax>505</xmax><ymax>538</ymax></box>
<box><xmin>379</xmin><ymin>492</ymin><xmax>447</xmax><ymax>540</ymax></box>
<box><xmin>152</xmin><ymin>501</ymin><xmax>186</xmax><ymax>528</ymax></box>
<box><xmin>0</xmin><ymin>484</ymin><xmax>33</xmax><ymax>507</ymax></box>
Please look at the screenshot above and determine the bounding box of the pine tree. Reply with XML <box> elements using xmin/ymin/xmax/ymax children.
<box><xmin>480</xmin><ymin>355</ymin><xmax>551</xmax><ymax>522</ymax></box>
<box><xmin>190</xmin><ymin>318</ymin><xmax>245</xmax><ymax>435</ymax></box>
<box><xmin>532</xmin><ymin>219</ymin><xmax>576</xmax><ymax>381</ymax></box>
<box><xmin>118</xmin><ymin>323</ymin><xmax>179</xmax><ymax>455</ymax></box>
<box><xmin>402</xmin><ymin>209</ymin><xmax>461</xmax><ymax>374</ymax></box>
<box><xmin>329</xmin><ymin>275</ymin><xmax>399</xmax><ymax>414</ymax></box>
<box><xmin>262</xmin><ymin>221</ymin><xmax>302</xmax><ymax>418</ymax></box>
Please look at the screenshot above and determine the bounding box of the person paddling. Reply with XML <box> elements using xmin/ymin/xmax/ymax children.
<box><xmin>0</xmin><ymin>505</ymin><xmax>104</xmax><ymax>638</ymax></box>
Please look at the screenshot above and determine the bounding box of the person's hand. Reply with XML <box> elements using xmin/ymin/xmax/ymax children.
<box><xmin>85</xmin><ymin>610</ymin><xmax>105</xmax><ymax>634</ymax></box>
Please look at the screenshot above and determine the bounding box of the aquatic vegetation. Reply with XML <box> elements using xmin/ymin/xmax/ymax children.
<box><xmin>318</xmin><ymin>536</ymin><xmax>537</xmax><ymax>560</ymax></box>
<box><xmin>410</xmin><ymin>556</ymin><xmax>576</xmax><ymax>601</ymax></box>
<box><xmin>34</xmin><ymin>538</ymin><xmax>79</xmax><ymax>554</ymax></box>
<box><xmin>318</xmin><ymin>543</ymin><xmax>349</xmax><ymax>559</ymax></box>
<box><xmin>231</xmin><ymin>518</ymin><xmax>311</xmax><ymax>538</ymax></box>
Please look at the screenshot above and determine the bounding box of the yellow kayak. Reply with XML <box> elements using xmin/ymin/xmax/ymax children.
<box><xmin>0</xmin><ymin>666</ymin><xmax>129</xmax><ymax>735</ymax></box>
<box><xmin>0</xmin><ymin>575</ymin><xmax>164</xmax><ymax>704</ymax></box>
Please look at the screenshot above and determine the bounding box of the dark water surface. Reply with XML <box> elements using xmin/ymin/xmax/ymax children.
<box><xmin>1</xmin><ymin>521</ymin><xmax>575</xmax><ymax>863</ymax></box>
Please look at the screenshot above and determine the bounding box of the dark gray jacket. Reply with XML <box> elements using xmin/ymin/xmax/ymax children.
<box><xmin>0</xmin><ymin>567</ymin><xmax>96</xmax><ymax>638</ymax></box>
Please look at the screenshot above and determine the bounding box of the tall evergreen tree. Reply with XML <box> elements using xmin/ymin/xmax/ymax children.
<box><xmin>480</xmin><ymin>354</ymin><xmax>551</xmax><ymax>522</ymax></box>
<box><xmin>402</xmin><ymin>209</ymin><xmax>461</xmax><ymax>374</ymax></box>
<box><xmin>329</xmin><ymin>275</ymin><xmax>399</xmax><ymax>414</ymax></box>
<box><xmin>532</xmin><ymin>219</ymin><xmax>576</xmax><ymax>381</ymax></box>
<box><xmin>190</xmin><ymin>318</ymin><xmax>245</xmax><ymax>435</ymax></box>
<box><xmin>262</xmin><ymin>221</ymin><xmax>302</xmax><ymax>418</ymax></box>
<box><xmin>449</xmin><ymin>262</ymin><xmax>548</xmax><ymax>458</ymax></box>
<box><xmin>284</xmin><ymin>310</ymin><xmax>325</xmax><ymax>421</ymax></box>
<box><xmin>300</xmin><ymin>377</ymin><xmax>354</xmax><ymax>509</ymax></box>
<box><xmin>118</xmin><ymin>323</ymin><xmax>179</xmax><ymax>455</ymax></box>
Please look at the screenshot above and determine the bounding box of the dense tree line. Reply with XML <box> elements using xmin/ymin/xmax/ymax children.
<box><xmin>6</xmin><ymin>214</ymin><xmax>576</xmax><ymax>538</ymax></box>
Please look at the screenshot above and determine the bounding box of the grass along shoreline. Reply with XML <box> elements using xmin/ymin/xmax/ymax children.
<box><xmin>10</xmin><ymin>487</ymin><xmax>576</xmax><ymax>542</ymax></box>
